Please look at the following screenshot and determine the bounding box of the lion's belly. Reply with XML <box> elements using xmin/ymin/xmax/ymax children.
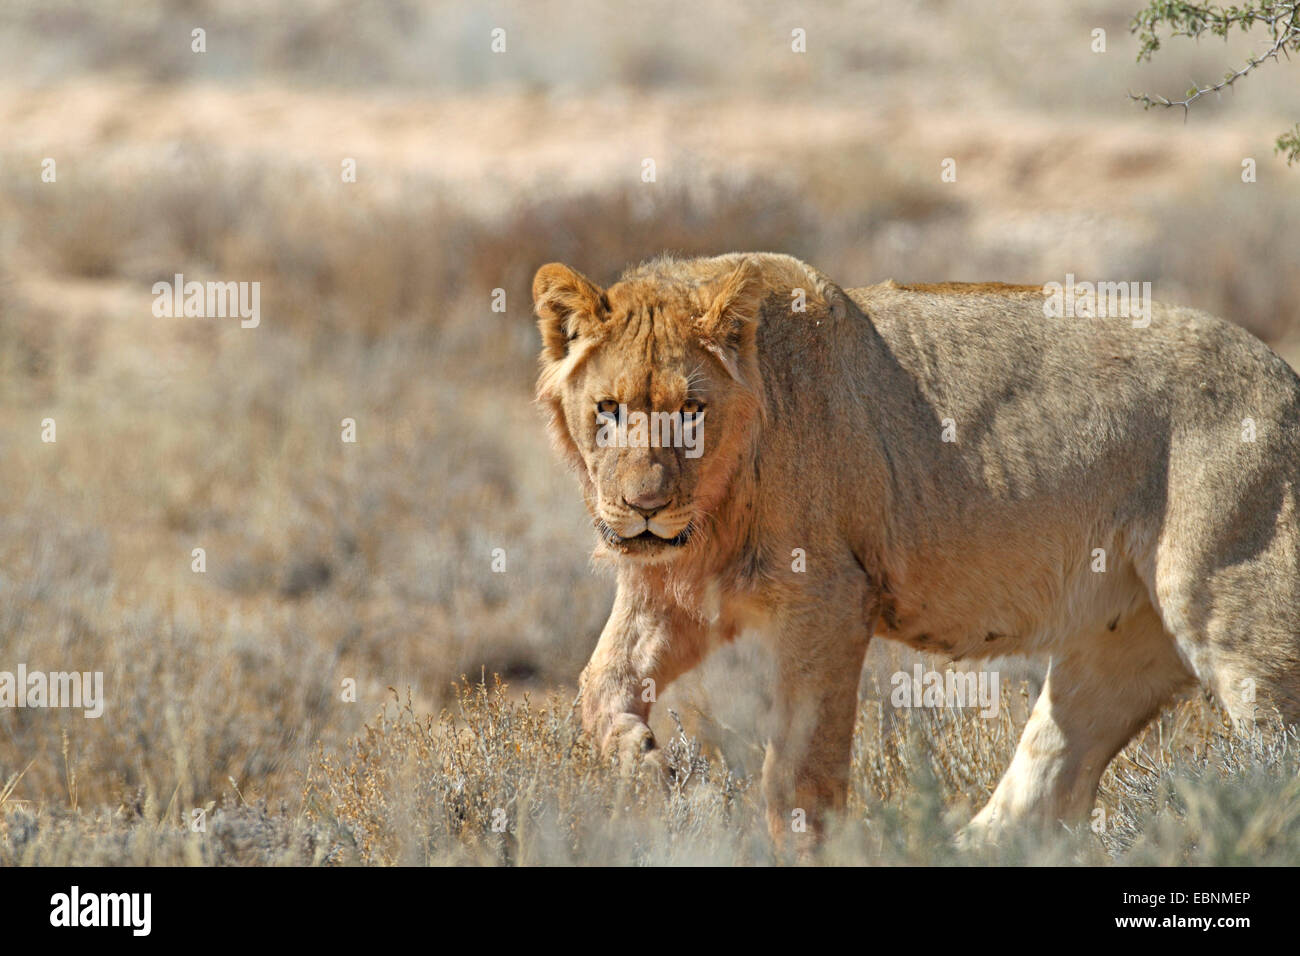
<box><xmin>875</xmin><ymin>546</ymin><xmax>1152</xmax><ymax>660</ymax></box>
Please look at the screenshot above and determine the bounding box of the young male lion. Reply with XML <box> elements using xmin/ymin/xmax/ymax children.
<box><xmin>532</xmin><ymin>252</ymin><xmax>1300</xmax><ymax>841</ymax></box>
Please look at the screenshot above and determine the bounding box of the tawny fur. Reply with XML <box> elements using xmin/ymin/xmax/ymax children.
<box><xmin>532</xmin><ymin>252</ymin><xmax>1300</xmax><ymax>842</ymax></box>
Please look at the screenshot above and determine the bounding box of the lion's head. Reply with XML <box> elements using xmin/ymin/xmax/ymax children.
<box><xmin>532</xmin><ymin>255</ymin><xmax>769</xmax><ymax>564</ymax></box>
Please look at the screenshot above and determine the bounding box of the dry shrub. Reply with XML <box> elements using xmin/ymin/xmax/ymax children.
<box><xmin>295</xmin><ymin>678</ymin><xmax>1300</xmax><ymax>866</ymax></box>
<box><xmin>304</xmin><ymin>680</ymin><xmax>757</xmax><ymax>865</ymax></box>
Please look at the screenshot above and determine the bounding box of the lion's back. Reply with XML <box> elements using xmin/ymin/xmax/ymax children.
<box><xmin>849</xmin><ymin>280</ymin><xmax>1300</xmax><ymax>436</ymax></box>
<box><xmin>839</xmin><ymin>280</ymin><xmax>1300</xmax><ymax>525</ymax></box>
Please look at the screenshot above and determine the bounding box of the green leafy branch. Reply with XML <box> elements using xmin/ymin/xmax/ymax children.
<box><xmin>1129</xmin><ymin>1</ymin><xmax>1300</xmax><ymax>163</ymax></box>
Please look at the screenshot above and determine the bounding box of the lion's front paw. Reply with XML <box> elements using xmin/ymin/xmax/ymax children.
<box><xmin>609</xmin><ymin>712</ymin><xmax>656</xmax><ymax>761</ymax></box>
<box><xmin>606</xmin><ymin>714</ymin><xmax>670</xmax><ymax>782</ymax></box>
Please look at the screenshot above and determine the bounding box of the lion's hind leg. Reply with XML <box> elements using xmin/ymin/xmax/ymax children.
<box><xmin>1156</xmin><ymin>580</ymin><xmax>1300</xmax><ymax>731</ymax></box>
<box><xmin>1146</xmin><ymin>480</ymin><xmax>1300</xmax><ymax>730</ymax></box>
<box><xmin>968</xmin><ymin>601</ymin><xmax>1194</xmax><ymax>837</ymax></box>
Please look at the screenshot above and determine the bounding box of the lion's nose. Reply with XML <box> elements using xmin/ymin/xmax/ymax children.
<box><xmin>624</xmin><ymin>493</ymin><xmax>669</xmax><ymax>517</ymax></box>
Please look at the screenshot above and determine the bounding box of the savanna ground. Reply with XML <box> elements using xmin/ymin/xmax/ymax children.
<box><xmin>2</xmin><ymin>0</ymin><xmax>1300</xmax><ymax>865</ymax></box>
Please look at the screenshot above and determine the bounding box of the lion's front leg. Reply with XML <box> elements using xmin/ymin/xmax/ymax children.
<box><xmin>762</xmin><ymin>602</ymin><xmax>871</xmax><ymax>848</ymax></box>
<box><xmin>580</xmin><ymin>587</ymin><xmax>708</xmax><ymax>774</ymax></box>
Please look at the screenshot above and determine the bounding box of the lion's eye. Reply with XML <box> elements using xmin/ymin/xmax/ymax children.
<box><xmin>681</xmin><ymin>399</ymin><xmax>705</xmax><ymax>420</ymax></box>
<box><xmin>596</xmin><ymin>399</ymin><xmax>620</xmax><ymax>421</ymax></box>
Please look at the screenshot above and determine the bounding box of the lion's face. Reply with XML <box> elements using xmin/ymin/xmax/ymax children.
<box><xmin>533</xmin><ymin>258</ymin><xmax>766</xmax><ymax>564</ymax></box>
<box><xmin>563</xmin><ymin>333</ymin><xmax>725</xmax><ymax>560</ymax></box>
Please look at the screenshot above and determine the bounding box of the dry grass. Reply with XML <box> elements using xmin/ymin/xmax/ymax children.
<box><xmin>5</xmin><ymin>672</ymin><xmax>1298</xmax><ymax>865</ymax></box>
<box><xmin>300</xmin><ymin>678</ymin><xmax>1300</xmax><ymax>866</ymax></box>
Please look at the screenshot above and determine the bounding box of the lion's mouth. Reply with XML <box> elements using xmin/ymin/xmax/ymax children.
<box><xmin>598</xmin><ymin>521</ymin><xmax>694</xmax><ymax>549</ymax></box>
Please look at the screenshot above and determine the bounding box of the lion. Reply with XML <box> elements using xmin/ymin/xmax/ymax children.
<box><xmin>531</xmin><ymin>252</ymin><xmax>1300</xmax><ymax>842</ymax></box>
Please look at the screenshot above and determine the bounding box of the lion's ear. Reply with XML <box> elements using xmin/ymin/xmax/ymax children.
<box><xmin>533</xmin><ymin>263</ymin><xmax>607</xmax><ymax>363</ymax></box>
<box><xmin>696</xmin><ymin>257</ymin><xmax>764</xmax><ymax>378</ymax></box>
